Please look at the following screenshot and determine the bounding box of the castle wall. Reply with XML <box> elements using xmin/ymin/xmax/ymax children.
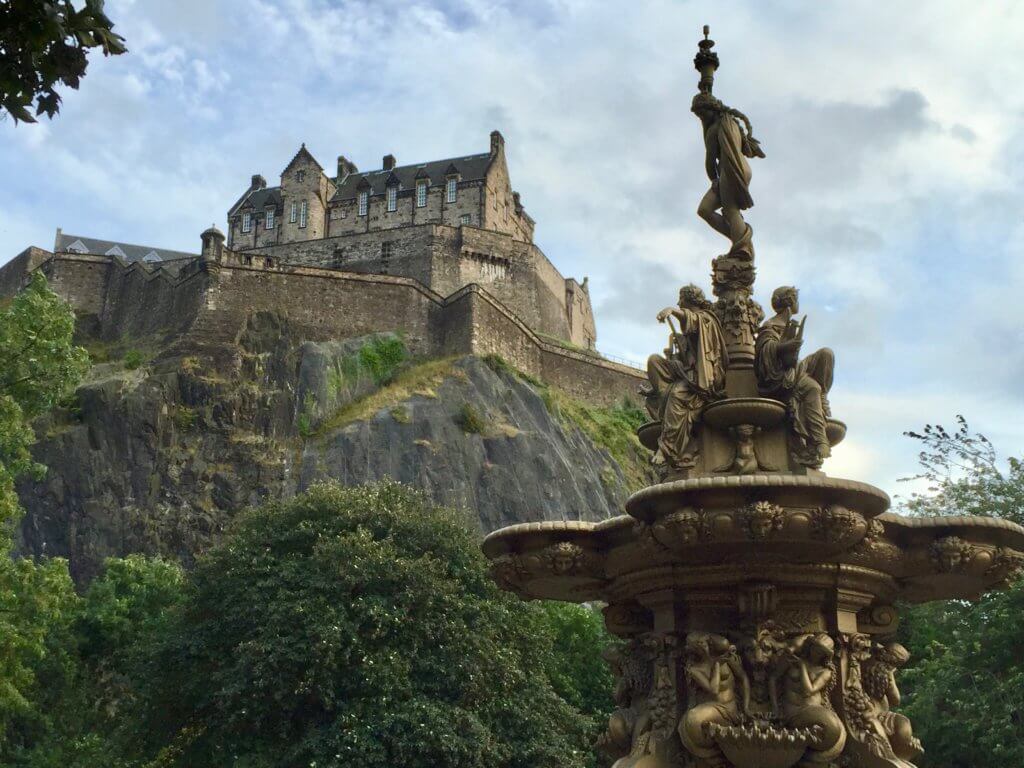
<box><xmin>96</xmin><ymin>260</ymin><xmax>208</xmax><ymax>341</ymax></box>
<box><xmin>38</xmin><ymin>254</ymin><xmax>111</xmax><ymax>320</ymax></box>
<box><xmin>0</xmin><ymin>247</ymin><xmax>50</xmax><ymax>300</ymax></box>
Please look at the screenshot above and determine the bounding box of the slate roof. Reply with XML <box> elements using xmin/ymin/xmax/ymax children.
<box><xmin>55</xmin><ymin>232</ymin><xmax>197</xmax><ymax>263</ymax></box>
<box><xmin>332</xmin><ymin>152</ymin><xmax>492</xmax><ymax>201</ymax></box>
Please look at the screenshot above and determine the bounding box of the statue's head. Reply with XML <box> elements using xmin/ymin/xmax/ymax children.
<box><xmin>691</xmin><ymin>92</ymin><xmax>724</xmax><ymax>120</ymax></box>
<box><xmin>797</xmin><ymin>633</ymin><xmax>835</xmax><ymax>664</ymax></box>
<box><xmin>877</xmin><ymin>641</ymin><xmax>911</xmax><ymax>668</ymax></box>
<box><xmin>679</xmin><ymin>284</ymin><xmax>712</xmax><ymax>311</ymax></box>
<box><xmin>771</xmin><ymin>286</ymin><xmax>799</xmax><ymax>314</ymax></box>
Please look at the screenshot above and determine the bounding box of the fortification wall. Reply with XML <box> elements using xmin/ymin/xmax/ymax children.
<box><xmin>5</xmin><ymin>247</ymin><xmax>640</xmax><ymax>407</ymax></box>
<box><xmin>0</xmin><ymin>247</ymin><xmax>50</xmax><ymax>299</ymax></box>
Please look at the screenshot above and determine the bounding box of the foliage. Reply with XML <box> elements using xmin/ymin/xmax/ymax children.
<box><xmin>122</xmin><ymin>350</ymin><xmax>144</xmax><ymax>371</ymax></box>
<box><xmin>897</xmin><ymin>417</ymin><xmax>1024</xmax><ymax>766</ymax></box>
<box><xmin>127</xmin><ymin>481</ymin><xmax>596</xmax><ymax>768</ymax></box>
<box><xmin>0</xmin><ymin>0</ymin><xmax>126</xmax><ymax>121</ymax></box>
<box><xmin>1</xmin><ymin>556</ymin><xmax>186</xmax><ymax>767</ymax></box>
<box><xmin>358</xmin><ymin>334</ymin><xmax>407</xmax><ymax>385</ymax></box>
<box><xmin>0</xmin><ymin>0</ymin><xmax>127</xmax><ymax>123</ymax></box>
<box><xmin>538</xmin><ymin>603</ymin><xmax>614</xmax><ymax>721</ymax></box>
<box><xmin>457</xmin><ymin>402</ymin><xmax>487</xmax><ymax>434</ymax></box>
<box><xmin>0</xmin><ymin>272</ymin><xmax>90</xmax><ymax>526</ymax></box>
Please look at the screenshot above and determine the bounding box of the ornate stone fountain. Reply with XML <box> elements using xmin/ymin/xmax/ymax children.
<box><xmin>482</xmin><ymin>27</ymin><xmax>1024</xmax><ymax>768</ymax></box>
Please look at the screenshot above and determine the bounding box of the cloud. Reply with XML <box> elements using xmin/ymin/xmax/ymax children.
<box><xmin>1</xmin><ymin>0</ymin><xmax>1023</xmax><ymax>489</ymax></box>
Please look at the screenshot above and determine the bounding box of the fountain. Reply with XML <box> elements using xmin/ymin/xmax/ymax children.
<box><xmin>482</xmin><ymin>26</ymin><xmax>1024</xmax><ymax>768</ymax></box>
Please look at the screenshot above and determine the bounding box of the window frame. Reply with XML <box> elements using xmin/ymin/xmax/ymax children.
<box><xmin>386</xmin><ymin>185</ymin><xmax>397</xmax><ymax>212</ymax></box>
<box><xmin>358</xmin><ymin>191</ymin><xmax>368</xmax><ymax>216</ymax></box>
<box><xmin>265</xmin><ymin>207</ymin><xmax>275</xmax><ymax>229</ymax></box>
<box><xmin>242</xmin><ymin>212</ymin><xmax>252</xmax><ymax>232</ymax></box>
<box><xmin>446</xmin><ymin>177</ymin><xmax>457</xmax><ymax>203</ymax></box>
<box><xmin>290</xmin><ymin>202</ymin><xmax>298</xmax><ymax>223</ymax></box>
<box><xmin>416</xmin><ymin>180</ymin><xmax>428</xmax><ymax>208</ymax></box>
<box><xmin>299</xmin><ymin>200</ymin><xmax>308</xmax><ymax>228</ymax></box>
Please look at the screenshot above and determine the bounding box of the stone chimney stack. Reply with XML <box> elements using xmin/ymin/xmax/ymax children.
<box><xmin>336</xmin><ymin>155</ymin><xmax>358</xmax><ymax>179</ymax></box>
<box><xmin>490</xmin><ymin>130</ymin><xmax>505</xmax><ymax>156</ymax></box>
<box><xmin>251</xmin><ymin>174</ymin><xmax>267</xmax><ymax>190</ymax></box>
<box><xmin>382</xmin><ymin>154</ymin><xmax>397</xmax><ymax>171</ymax></box>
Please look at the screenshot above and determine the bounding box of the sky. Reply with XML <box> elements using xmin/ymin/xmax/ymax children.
<box><xmin>1</xmin><ymin>0</ymin><xmax>1022</xmax><ymax>496</ymax></box>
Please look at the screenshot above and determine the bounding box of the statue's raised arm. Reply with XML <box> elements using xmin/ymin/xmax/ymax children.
<box><xmin>692</xmin><ymin>26</ymin><xmax>764</xmax><ymax>260</ymax></box>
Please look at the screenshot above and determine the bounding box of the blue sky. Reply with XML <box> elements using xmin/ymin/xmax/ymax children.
<box><xmin>1</xmin><ymin>0</ymin><xmax>1022</xmax><ymax>494</ymax></box>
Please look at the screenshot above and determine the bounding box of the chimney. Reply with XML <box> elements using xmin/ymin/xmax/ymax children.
<box><xmin>382</xmin><ymin>154</ymin><xmax>397</xmax><ymax>171</ymax></box>
<box><xmin>336</xmin><ymin>155</ymin><xmax>358</xmax><ymax>179</ymax></box>
<box><xmin>251</xmin><ymin>174</ymin><xmax>267</xmax><ymax>190</ymax></box>
<box><xmin>490</xmin><ymin>130</ymin><xmax>505</xmax><ymax>156</ymax></box>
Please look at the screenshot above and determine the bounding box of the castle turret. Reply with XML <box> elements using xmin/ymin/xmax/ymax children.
<box><xmin>201</xmin><ymin>224</ymin><xmax>226</xmax><ymax>262</ymax></box>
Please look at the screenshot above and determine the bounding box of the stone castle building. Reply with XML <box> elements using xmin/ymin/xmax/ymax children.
<box><xmin>223</xmin><ymin>130</ymin><xmax>595</xmax><ymax>349</ymax></box>
<box><xmin>0</xmin><ymin>130</ymin><xmax>641</xmax><ymax>406</ymax></box>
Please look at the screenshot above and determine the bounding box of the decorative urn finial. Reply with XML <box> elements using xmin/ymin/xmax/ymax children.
<box><xmin>694</xmin><ymin>24</ymin><xmax>719</xmax><ymax>94</ymax></box>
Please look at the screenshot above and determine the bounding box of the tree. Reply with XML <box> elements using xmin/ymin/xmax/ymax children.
<box><xmin>0</xmin><ymin>271</ymin><xmax>89</xmax><ymax>528</ymax></box>
<box><xmin>128</xmin><ymin>481</ymin><xmax>596</xmax><ymax>768</ymax></box>
<box><xmin>0</xmin><ymin>0</ymin><xmax>126</xmax><ymax>123</ymax></box>
<box><xmin>897</xmin><ymin>417</ymin><xmax>1024</xmax><ymax>767</ymax></box>
<box><xmin>0</xmin><ymin>272</ymin><xmax>88</xmax><ymax>762</ymax></box>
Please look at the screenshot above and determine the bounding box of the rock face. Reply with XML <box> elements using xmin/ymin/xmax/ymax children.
<box><xmin>17</xmin><ymin>318</ymin><xmax>645</xmax><ymax>583</ymax></box>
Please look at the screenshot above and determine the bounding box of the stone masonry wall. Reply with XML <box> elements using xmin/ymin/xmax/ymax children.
<box><xmin>0</xmin><ymin>247</ymin><xmax>50</xmax><ymax>299</ymax></box>
<box><xmin>7</xmin><ymin>250</ymin><xmax>641</xmax><ymax>407</ymax></box>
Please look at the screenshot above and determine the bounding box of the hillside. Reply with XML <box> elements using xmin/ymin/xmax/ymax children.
<box><xmin>17</xmin><ymin>316</ymin><xmax>650</xmax><ymax>583</ymax></box>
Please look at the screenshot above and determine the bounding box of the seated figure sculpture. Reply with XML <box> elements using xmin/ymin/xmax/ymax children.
<box><xmin>755</xmin><ymin>286</ymin><xmax>834</xmax><ymax>467</ymax></box>
<box><xmin>643</xmin><ymin>284</ymin><xmax>728</xmax><ymax>473</ymax></box>
<box><xmin>679</xmin><ymin>632</ymin><xmax>749</xmax><ymax>766</ymax></box>
<box><xmin>772</xmin><ymin>634</ymin><xmax>847</xmax><ymax>766</ymax></box>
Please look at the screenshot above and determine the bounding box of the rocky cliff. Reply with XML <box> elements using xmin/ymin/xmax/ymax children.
<box><xmin>17</xmin><ymin>314</ymin><xmax>649</xmax><ymax>583</ymax></box>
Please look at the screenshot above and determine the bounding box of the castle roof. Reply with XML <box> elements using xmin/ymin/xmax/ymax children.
<box><xmin>331</xmin><ymin>152</ymin><xmax>492</xmax><ymax>201</ymax></box>
<box><xmin>54</xmin><ymin>231</ymin><xmax>196</xmax><ymax>263</ymax></box>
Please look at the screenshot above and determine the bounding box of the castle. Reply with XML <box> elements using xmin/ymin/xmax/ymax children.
<box><xmin>0</xmin><ymin>130</ymin><xmax>641</xmax><ymax>405</ymax></box>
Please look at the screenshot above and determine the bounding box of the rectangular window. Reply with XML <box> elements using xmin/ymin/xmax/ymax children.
<box><xmin>265</xmin><ymin>208</ymin><xmax>275</xmax><ymax>229</ymax></box>
<box><xmin>290</xmin><ymin>202</ymin><xmax>297</xmax><ymax>223</ymax></box>
<box><xmin>460</xmin><ymin>214</ymin><xmax>471</xmax><ymax>225</ymax></box>
<box><xmin>446</xmin><ymin>177</ymin><xmax>457</xmax><ymax>203</ymax></box>
<box><xmin>242</xmin><ymin>212</ymin><xmax>251</xmax><ymax>232</ymax></box>
<box><xmin>416</xmin><ymin>181</ymin><xmax>427</xmax><ymax>207</ymax></box>
<box><xmin>386</xmin><ymin>186</ymin><xmax>397</xmax><ymax>212</ymax></box>
<box><xmin>358</xmin><ymin>191</ymin><xmax>368</xmax><ymax>216</ymax></box>
<box><xmin>299</xmin><ymin>200</ymin><xmax>308</xmax><ymax>228</ymax></box>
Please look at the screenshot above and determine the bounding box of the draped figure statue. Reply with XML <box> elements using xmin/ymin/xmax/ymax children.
<box><xmin>692</xmin><ymin>91</ymin><xmax>765</xmax><ymax>259</ymax></box>
<box><xmin>643</xmin><ymin>285</ymin><xmax>728</xmax><ymax>473</ymax></box>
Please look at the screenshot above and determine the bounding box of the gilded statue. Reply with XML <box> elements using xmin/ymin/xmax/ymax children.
<box><xmin>598</xmin><ymin>642</ymin><xmax>654</xmax><ymax>765</ymax></box>
<box><xmin>643</xmin><ymin>284</ymin><xmax>728</xmax><ymax>473</ymax></box>
<box><xmin>755</xmin><ymin>286</ymin><xmax>835</xmax><ymax>467</ymax></box>
<box><xmin>772</xmin><ymin>634</ymin><xmax>847</xmax><ymax>766</ymax></box>
<box><xmin>692</xmin><ymin>92</ymin><xmax>764</xmax><ymax>259</ymax></box>
<box><xmin>862</xmin><ymin>643</ymin><xmax>924</xmax><ymax>764</ymax></box>
<box><xmin>679</xmin><ymin>632</ymin><xmax>749</xmax><ymax>765</ymax></box>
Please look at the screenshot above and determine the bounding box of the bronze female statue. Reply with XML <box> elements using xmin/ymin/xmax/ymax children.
<box><xmin>692</xmin><ymin>92</ymin><xmax>764</xmax><ymax>259</ymax></box>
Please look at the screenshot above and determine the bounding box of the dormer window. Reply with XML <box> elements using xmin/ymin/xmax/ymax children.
<box><xmin>446</xmin><ymin>177</ymin><xmax>457</xmax><ymax>203</ymax></box>
<box><xmin>290</xmin><ymin>202</ymin><xmax>298</xmax><ymax>223</ymax></box>
<box><xmin>416</xmin><ymin>180</ymin><xmax>428</xmax><ymax>207</ymax></box>
<box><xmin>299</xmin><ymin>200</ymin><xmax>308</xmax><ymax>228</ymax></box>
<box><xmin>266</xmin><ymin>207</ymin><xmax>275</xmax><ymax>229</ymax></box>
<box><xmin>242</xmin><ymin>212</ymin><xmax>252</xmax><ymax>232</ymax></box>
<box><xmin>386</xmin><ymin>185</ymin><xmax>397</xmax><ymax>212</ymax></box>
<box><xmin>358</xmin><ymin>191</ymin><xmax>368</xmax><ymax>216</ymax></box>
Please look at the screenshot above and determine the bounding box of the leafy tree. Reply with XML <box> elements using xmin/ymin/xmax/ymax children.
<box><xmin>897</xmin><ymin>417</ymin><xmax>1024</xmax><ymax>767</ymax></box>
<box><xmin>539</xmin><ymin>602</ymin><xmax>614</xmax><ymax>721</ymax></box>
<box><xmin>0</xmin><ymin>272</ymin><xmax>88</xmax><ymax>761</ymax></box>
<box><xmin>0</xmin><ymin>0</ymin><xmax>126</xmax><ymax>123</ymax></box>
<box><xmin>0</xmin><ymin>270</ymin><xmax>89</xmax><ymax>528</ymax></box>
<box><xmin>128</xmin><ymin>481</ymin><xmax>596</xmax><ymax>768</ymax></box>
